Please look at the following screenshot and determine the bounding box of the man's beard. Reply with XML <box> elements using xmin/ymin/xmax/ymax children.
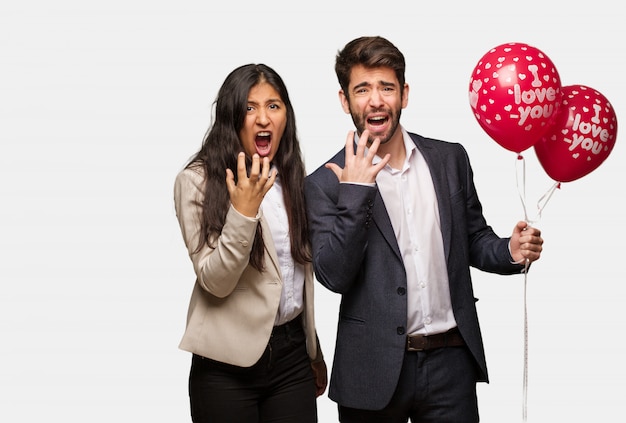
<box><xmin>350</xmin><ymin>107</ymin><xmax>402</xmax><ymax>146</ymax></box>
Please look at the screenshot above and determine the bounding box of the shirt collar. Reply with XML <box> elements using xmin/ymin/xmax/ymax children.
<box><xmin>369</xmin><ymin>126</ymin><xmax>416</xmax><ymax>170</ymax></box>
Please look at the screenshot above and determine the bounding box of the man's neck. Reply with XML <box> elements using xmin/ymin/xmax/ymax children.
<box><xmin>377</xmin><ymin>131</ymin><xmax>406</xmax><ymax>170</ymax></box>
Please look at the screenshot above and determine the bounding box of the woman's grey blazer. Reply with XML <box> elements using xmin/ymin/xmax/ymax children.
<box><xmin>174</xmin><ymin>167</ymin><xmax>321</xmax><ymax>367</ymax></box>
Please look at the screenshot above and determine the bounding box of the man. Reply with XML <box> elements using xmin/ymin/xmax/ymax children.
<box><xmin>304</xmin><ymin>36</ymin><xmax>543</xmax><ymax>422</ymax></box>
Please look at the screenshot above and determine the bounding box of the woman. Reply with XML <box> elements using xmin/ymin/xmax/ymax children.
<box><xmin>174</xmin><ymin>63</ymin><xmax>327</xmax><ymax>422</ymax></box>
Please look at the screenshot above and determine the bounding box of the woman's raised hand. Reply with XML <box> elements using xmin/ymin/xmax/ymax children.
<box><xmin>226</xmin><ymin>152</ymin><xmax>277</xmax><ymax>217</ymax></box>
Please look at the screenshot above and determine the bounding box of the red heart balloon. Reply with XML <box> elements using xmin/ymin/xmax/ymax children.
<box><xmin>534</xmin><ymin>85</ymin><xmax>617</xmax><ymax>182</ymax></box>
<box><xmin>469</xmin><ymin>42</ymin><xmax>562</xmax><ymax>153</ymax></box>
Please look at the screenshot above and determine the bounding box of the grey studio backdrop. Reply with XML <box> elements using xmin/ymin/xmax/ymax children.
<box><xmin>1</xmin><ymin>1</ymin><xmax>624</xmax><ymax>422</ymax></box>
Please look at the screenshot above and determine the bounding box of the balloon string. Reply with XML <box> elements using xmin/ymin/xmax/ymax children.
<box><xmin>535</xmin><ymin>181</ymin><xmax>561</xmax><ymax>219</ymax></box>
<box><xmin>515</xmin><ymin>154</ymin><xmax>531</xmax><ymax>422</ymax></box>
<box><xmin>515</xmin><ymin>155</ymin><xmax>529</xmax><ymax>222</ymax></box>
<box><xmin>514</xmin><ymin>155</ymin><xmax>560</xmax><ymax>421</ymax></box>
<box><xmin>522</xmin><ymin>262</ymin><xmax>529</xmax><ymax>422</ymax></box>
<box><xmin>515</xmin><ymin>154</ymin><xmax>560</xmax><ymax>224</ymax></box>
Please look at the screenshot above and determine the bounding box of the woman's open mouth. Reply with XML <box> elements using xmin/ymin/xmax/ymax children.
<box><xmin>255</xmin><ymin>132</ymin><xmax>272</xmax><ymax>156</ymax></box>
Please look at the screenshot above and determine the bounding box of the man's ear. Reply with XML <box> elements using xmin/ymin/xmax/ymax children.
<box><xmin>401</xmin><ymin>83</ymin><xmax>409</xmax><ymax>109</ymax></box>
<box><xmin>339</xmin><ymin>90</ymin><xmax>351</xmax><ymax>114</ymax></box>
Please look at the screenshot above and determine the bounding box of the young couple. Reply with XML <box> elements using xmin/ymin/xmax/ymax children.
<box><xmin>173</xmin><ymin>36</ymin><xmax>543</xmax><ymax>423</ymax></box>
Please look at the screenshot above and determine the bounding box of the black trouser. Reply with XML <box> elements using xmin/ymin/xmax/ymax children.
<box><xmin>339</xmin><ymin>346</ymin><xmax>479</xmax><ymax>423</ymax></box>
<box><xmin>189</xmin><ymin>315</ymin><xmax>317</xmax><ymax>423</ymax></box>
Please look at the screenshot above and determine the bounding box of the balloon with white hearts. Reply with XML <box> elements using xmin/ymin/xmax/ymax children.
<box><xmin>534</xmin><ymin>84</ymin><xmax>618</xmax><ymax>183</ymax></box>
<box><xmin>469</xmin><ymin>42</ymin><xmax>562</xmax><ymax>154</ymax></box>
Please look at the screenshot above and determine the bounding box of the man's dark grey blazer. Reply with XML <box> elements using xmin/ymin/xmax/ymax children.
<box><xmin>304</xmin><ymin>131</ymin><xmax>527</xmax><ymax>410</ymax></box>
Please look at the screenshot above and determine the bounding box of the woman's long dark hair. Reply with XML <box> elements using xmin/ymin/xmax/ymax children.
<box><xmin>186</xmin><ymin>63</ymin><xmax>310</xmax><ymax>271</ymax></box>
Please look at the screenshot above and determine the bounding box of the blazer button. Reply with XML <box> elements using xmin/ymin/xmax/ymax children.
<box><xmin>397</xmin><ymin>327</ymin><xmax>405</xmax><ymax>335</ymax></box>
<box><xmin>397</xmin><ymin>287</ymin><xmax>406</xmax><ymax>296</ymax></box>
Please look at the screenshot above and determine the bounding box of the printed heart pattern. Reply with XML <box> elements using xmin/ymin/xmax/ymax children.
<box><xmin>468</xmin><ymin>42</ymin><xmax>562</xmax><ymax>153</ymax></box>
<box><xmin>534</xmin><ymin>85</ymin><xmax>617</xmax><ymax>182</ymax></box>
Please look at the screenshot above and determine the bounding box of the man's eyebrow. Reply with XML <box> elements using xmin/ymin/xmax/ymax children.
<box><xmin>379</xmin><ymin>80</ymin><xmax>396</xmax><ymax>87</ymax></box>
<box><xmin>353</xmin><ymin>80</ymin><xmax>396</xmax><ymax>90</ymax></box>
<box><xmin>353</xmin><ymin>81</ymin><xmax>371</xmax><ymax>90</ymax></box>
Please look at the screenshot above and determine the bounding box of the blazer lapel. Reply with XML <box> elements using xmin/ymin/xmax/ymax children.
<box><xmin>259</xmin><ymin>217</ymin><xmax>282</xmax><ymax>281</ymax></box>
<box><xmin>371</xmin><ymin>190</ymin><xmax>403</xmax><ymax>261</ymax></box>
<box><xmin>344</xmin><ymin>140</ymin><xmax>403</xmax><ymax>262</ymax></box>
<box><xmin>410</xmin><ymin>134</ymin><xmax>453</xmax><ymax>262</ymax></box>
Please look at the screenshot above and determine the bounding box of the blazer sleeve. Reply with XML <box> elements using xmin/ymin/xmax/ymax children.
<box><xmin>453</xmin><ymin>142</ymin><xmax>525</xmax><ymax>274</ymax></box>
<box><xmin>174</xmin><ymin>168</ymin><xmax>260</xmax><ymax>298</ymax></box>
